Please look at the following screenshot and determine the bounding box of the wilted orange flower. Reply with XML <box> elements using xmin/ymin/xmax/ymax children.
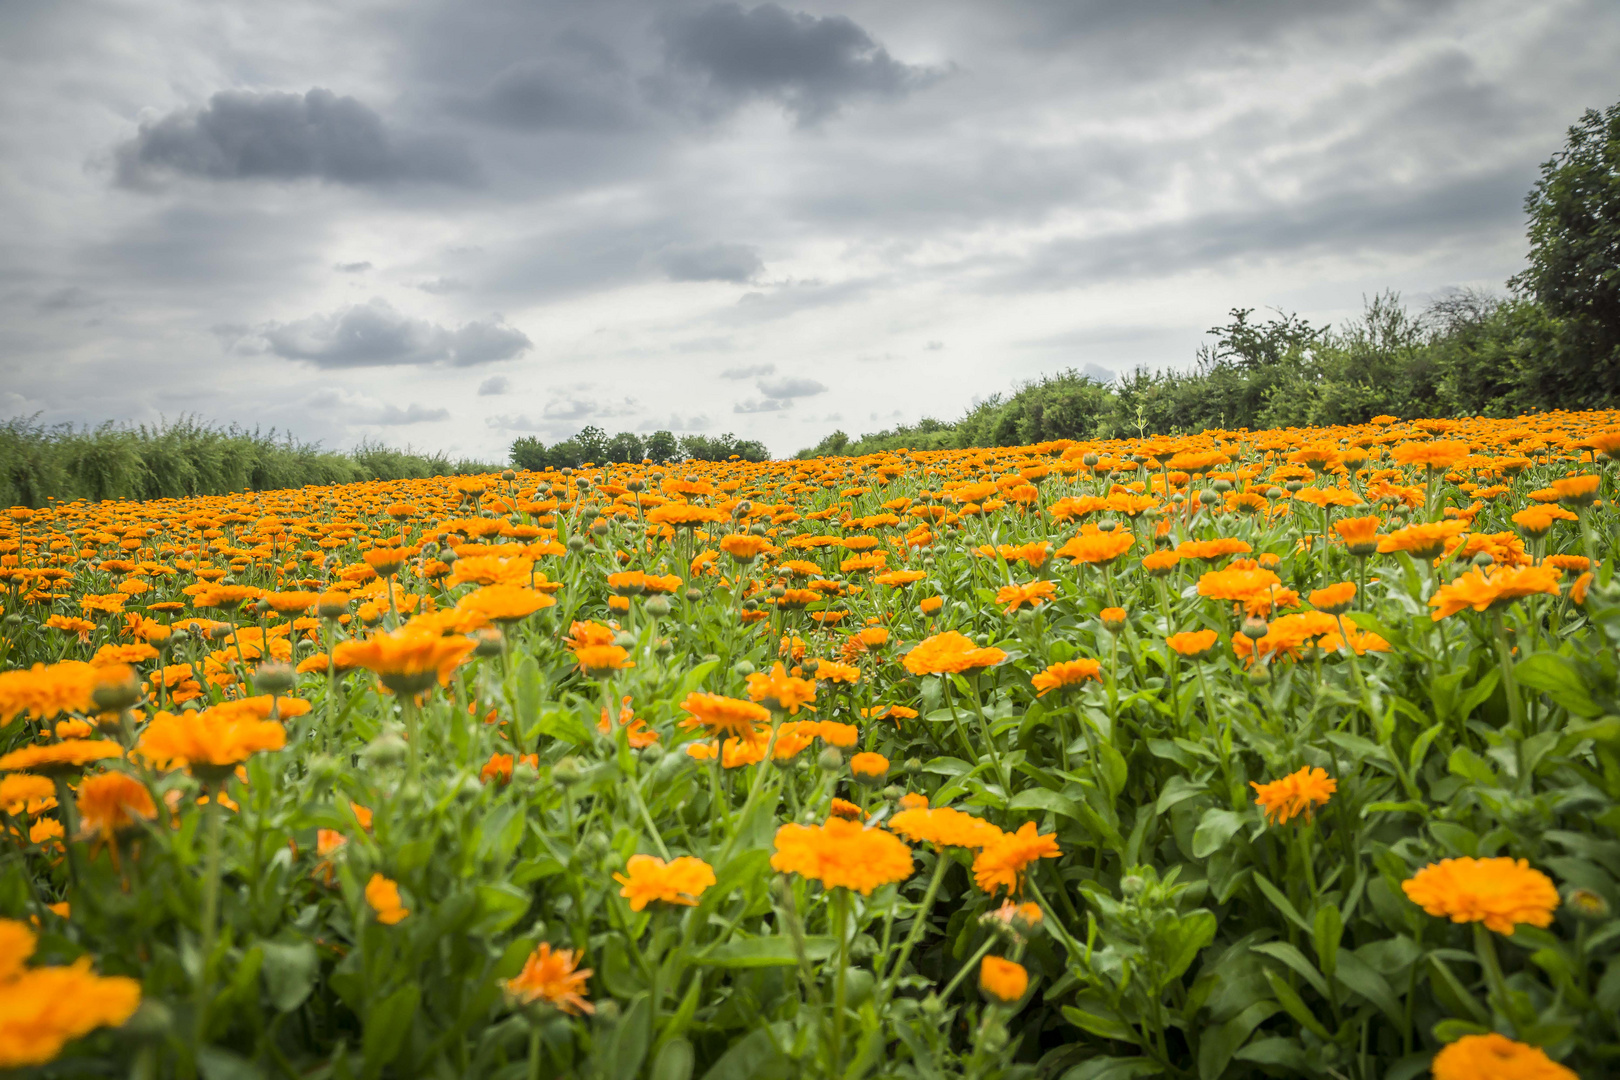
<box><xmin>1431</xmin><ymin>1034</ymin><xmax>1576</xmax><ymax>1080</ymax></box>
<box><xmin>334</xmin><ymin>627</ymin><xmax>476</xmax><ymax>695</ymax></box>
<box><xmin>1427</xmin><ymin>564</ymin><xmax>1561</xmax><ymax>620</ymax></box>
<box><xmin>904</xmin><ymin>631</ymin><xmax>1006</xmax><ymax>675</ymax></box>
<box><xmin>1401</xmin><ymin>857</ymin><xmax>1558</xmax><ymax>934</ymax></box>
<box><xmin>770</xmin><ymin>817</ymin><xmax>914</xmax><ymax>894</ymax></box>
<box><xmin>979</xmin><ymin>956</ymin><xmax>1029</xmax><ymax>1003</ymax></box>
<box><xmin>747</xmin><ymin>663</ymin><xmax>816</xmax><ymax>715</ymax></box>
<box><xmin>504</xmin><ymin>943</ymin><xmax>594</xmax><ymax>1015</ymax></box>
<box><xmin>1030</xmin><ymin>659</ymin><xmax>1101</xmax><ymax>697</ymax></box>
<box><xmin>614</xmin><ymin>854</ymin><xmax>717</xmax><ymax>910</ymax></box>
<box><xmin>1251</xmin><ymin>766</ymin><xmax>1336</xmax><ymax>824</ymax></box>
<box><xmin>365</xmin><ymin>873</ymin><xmax>410</xmax><ymax>925</ymax></box>
<box><xmin>972</xmin><ymin>821</ymin><xmax>1061</xmax><ymax>895</ymax></box>
<box><xmin>678</xmin><ymin>692</ymin><xmax>770</xmax><ymax>740</ymax></box>
<box><xmin>995</xmin><ymin>580</ymin><xmax>1058</xmax><ymax>613</ymax></box>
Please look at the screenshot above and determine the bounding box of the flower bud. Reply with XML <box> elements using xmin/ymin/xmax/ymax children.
<box><xmin>553</xmin><ymin>756</ymin><xmax>585</xmax><ymax>787</ymax></box>
<box><xmin>817</xmin><ymin>747</ymin><xmax>844</xmax><ymax>772</ymax></box>
<box><xmin>644</xmin><ymin>595</ymin><xmax>671</xmax><ymax>617</ymax></box>
<box><xmin>362</xmin><ymin>731</ymin><xmax>409</xmax><ymax>768</ymax></box>
<box><xmin>1240</xmin><ymin>617</ymin><xmax>1269</xmax><ymax>641</ymax></box>
<box><xmin>254</xmin><ymin>663</ymin><xmax>295</xmax><ymax>696</ymax></box>
<box><xmin>473</xmin><ymin>628</ymin><xmax>504</xmax><ymax>657</ymax></box>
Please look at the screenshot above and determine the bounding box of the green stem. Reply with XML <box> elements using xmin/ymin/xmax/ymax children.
<box><xmin>193</xmin><ymin>793</ymin><xmax>225</xmax><ymax>1069</ymax></box>
<box><xmin>878</xmin><ymin>852</ymin><xmax>949</xmax><ymax>1003</ymax></box>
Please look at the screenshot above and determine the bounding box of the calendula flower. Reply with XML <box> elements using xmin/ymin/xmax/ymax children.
<box><xmin>1308</xmin><ymin>582</ymin><xmax>1356</xmax><ymax>614</ymax></box>
<box><xmin>74</xmin><ymin>772</ymin><xmax>156</xmax><ymax>840</ymax></box>
<box><xmin>1401</xmin><ymin>857</ymin><xmax>1559</xmax><ymax>935</ymax></box>
<box><xmin>972</xmin><ymin>822</ymin><xmax>1061</xmax><ymax>895</ymax></box>
<box><xmin>1377</xmin><ymin>520</ymin><xmax>1466</xmax><ymax>559</ymax></box>
<box><xmin>1333</xmin><ymin>515</ymin><xmax>1381</xmax><ymax>556</ymax></box>
<box><xmin>996</xmin><ymin>580</ymin><xmax>1058</xmax><ymax>613</ymax></box>
<box><xmin>1030</xmin><ymin>659</ymin><xmax>1101</xmax><ymax>697</ymax></box>
<box><xmin>979</xmin><ymin>956</ymin><xmax>1029</xmax><ymax>1003</ymax></box>
<box><xmin>747</xmin><ymin>663</ymin><xmax>817</xmax><ymax>715</ymax></box>
<box><xmin>0</xmin><ymin>741</ymin><xmax>123</xmax><ymax>777</ymax></box>
<box><xmin>575</xmin><ymin>644</ymin><xmax>631</xmax><ymax>678</ymax></box>
<box><xmin>1427</xmin><ymin>564</ymin><xmax>1561</xmax><ymax>621</ymax></box>
<box><xmin>1430</xmin><ymin>1033</ymin><xmax>1575</xmax><ymax>1080</ymax></box>
<box><xmin>678</xmin><ymin>692</ymin><xmax>771</xmax><ymax>740</ymax></box>
<box><xmin>849</xmin><ymin>752</ymin><xmax>889</xmax><ymax>780</ymax></box>
<box><xmin>137</xmin><ymin>705</ymin><xmax>285</xmax><ymax>778</ymax></box>
<box><xmin>333</xmin><ymin>627</ymin><xmax>476</xmax><ymax>696</ymax></box>
<box><xmin>1551</xmin><ymin>474</ymin><xmax>1600</xmax><ymax>508</ymax></box>
<box><xmin>1197</xmin><ymin>566</ymin><xmax>1282</xmax><ymax>603</ymax></box>
<box><xmin>904</xmin><ymin>631</ymin><xmax>1007</xmax><ymax>676</ymax></box>
<box><xmin>365</xmin><ymin>873</ymin><xmax>410</xmax><ymax>925</ymax></box>
<box><xmin>1251</xmin><ymin>766</ymin><xmax>1336</xmax><ymax>824</ymax></box>
<box><xmin>1391</xmin><ymin>440</ymin><xmax>1469</xmax><ymax>471</ymax></box>
<box><xmin>0</xmin><ymin>775</ymin><xmax>55</xmax><ymax>816</ymax></box>
<box><xmin>719</xmin><ymin>534</ymin><xmax>772</xmax><ymax>562</ymax></box>
<box><xmin>455</xmin><ymin>584</ymin><xmax>554</xmax><ymax>623</ymax></box>
<box><xmin>479</xmin><ymin>751</ymin><xmax>538</xmax><ymax>784</ymax></box>
<box><xmin>614</xmin><ymin>854</ymin><xmax>717</xmax><ymax>910</ymax></box>
<box><xmin>1166</xmin><ymin>629</ymin><xmax>1220</xmax><ymax>659</ymax></box>
<box><xmin>1055</xmin><ymin>530</ymin><xmax>1134</xmax><ymax>566</ymax></box>
<box><xmin>504</xmin><ymin>943</ymin><xmax>594</xmax><ymax>1015</ymax></box>
<box><xmin>829</xmin><ymin>797</ymin><xmax>866</xmax><ymax>820</ymax></box>
<box><xmin>889</xmin><ymin>806</ymin><xmax>1004</xmax><ymax>849</ymax></box>
<box><xmin>0</xmin><ymin>920</ymin><xmax>142</xmax><ymax>1068</ymax></box>
<box><xmin>770</xmin><ymin>817</ymin><xmax>914</xmax><ymax>895</ymax></box>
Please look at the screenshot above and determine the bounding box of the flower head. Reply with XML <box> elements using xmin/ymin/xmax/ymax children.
<box><xmin>979</xmin><ymin>956</ymin><xmax>1029</xmax><ymax>1003</ymax></box>
<box><xmin>1431</xmin><ymin>1034</ymin><xmax>1575</xmax><ymax>1080</ymax></box>
<box><xmin>75</xmin><ymin>772</ymin><xmax>157</xmax><ymax>840</ymax></box>
<box><xmin>137</xmin><ymin>705</ymin><xmax>285</xmax><ymax>778</ymax></box>
<box><xmin>904</xmin><ymin>631</ymin><xmax>1006</xmax><ymax>676</ymax></box>
<box><xmin>1251</xmin><ymin>766</ymin><xmax>1336</xmax><ymax>824</ymax></box>
<box><xmin>972</xmin><ymin>821</ymin><xmax>1061</xmax><ymax>895</ymax></box>
<box><xmin>770</xmin><ymin>817</ymin><xmax>914</xmax><ymax>895</ymax></box>
<box><xmin>0</xmin><ymin>741</ymin><xmax>123</xmax><ymax>778</ymax></box>
<box><xmin>614</xmin><ymin>854</ymin><xmax>717</xmax><ymax>910</ymax></box>
<box><xmin>504</xmin><ymin>943</ymin><xmax>594</xmax><ymax>1015</ymax></box>
<box><xmin>333</xmin><ymin>627</ymin><xmax>476</xmax><ymax>696</ymax></box>
<box><xmin>365</xmin><ymin>873</ymin><xmax>410</xmax><ymax>925</ymax></box>
<box><xmin>678</xmin><ymin>692</ymin><xmax>771</xmax><ymax>740</ymax></box>
<box><xmin>1401</xmin><ymin>857</ymin><xmax>1559</xmax><ymax>935</ymax></box>
<box><xmin>747</xmin><ymin>663</ymin><xmax>817</xmax><ymax>715</ymax></box>
<box><xmin>1427</xmin><ymin>564</ymin><xmax>1561</xmax><ymax>621</ymax></box>
<box><xmin>889</xmin><ymin>806</ymin><xmax>1003</xmax><ymax>850</ymax></box>
<box><xmin>1030</xmin><ymin>659</ymin><xmax>1101</xmax><ymax>697</ymax></box>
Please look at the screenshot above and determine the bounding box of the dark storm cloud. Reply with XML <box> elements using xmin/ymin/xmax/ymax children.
<box><xmin>114</xmin><ymin>89</ymin><xmax>477</xmax><ymax>188</ymax></box>
<box><xmin>659</xmin><ymin>242</ymin><xmax>764</xmax><ymax>283</ymax></box>
<box><xmin>656</xmin><ymin>3</ymin><xmax>936</xmax><ymax>123</ymax></box>
<box><xmin>260</xmin><ymin>298</ymin><xmax>531</xmax><ymax>368</ymax></box>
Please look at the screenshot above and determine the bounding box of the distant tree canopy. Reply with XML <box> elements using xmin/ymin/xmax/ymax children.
<box><xmin>508</xmin><ymin>427</ymin><xmax>767</xmax><ymax>471</ymax></box>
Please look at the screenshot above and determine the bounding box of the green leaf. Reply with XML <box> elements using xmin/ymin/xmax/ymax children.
<box><xmin>1234</xmin><ymin>1037</ymin><xmax>1309</xmax><ymax>1071</ymax></box>
<box><xmin>474</xmin><ymin>883</ymin><xmax>532</xmax><ymax>933</ymax></box>
<box><xmin>1008</xmin><ymin>787</ymin><xmax>1085</xmax><ymax>823</ymax></box>
<box><xmin>1253</xmin><ymin>873</ymin><xmax>1313</xmax><ymax>934</ymax></box>
<box><xmin>1163</xmin><ymin>910</ymin><xmax>1217</xmax><ymax>981</ymax></box>
<box><xmin>650</xmin><ymin>1038</ymin><xmax>695</xmax><ymax>1080</ymax></box>
<box><xmin>259</xmin><ymin>940</ymin><xmax>319</xmax><ymax>1013</ymax></box>
<box><xmin>692</xmin><ymin>936</ymin><xmax>836</xmax><ymax>968</ymax></box>
<box><xmin>511</xmin><ymin>653</ymin><xmax>542</xmax><ymax>735</ymax></box>
<box><xmin>1154</xmin><ymin>775</ymin><xmax>1207</xmax><ymax>814</ymax></box>
<box><xmin>1252</xmin><ymin>941</ymin><xmax>1331</xmax><ymax>999</ymax></box>
<box><xmin>1261</xmin><ymin>968</ymin><xmax>1332</xmax><ymax>1041</ymax></box>
<box><xmin>1313</xmin><ymin>903</ymin><xmax>1342</xmax><ymax>979</ymax></box>
<box><xmin>361</xmin><ymin>984</ymin><xmax>420</xmax><ymax>1080</ymax></box>
<box><xmin>698</xmin><ymin>1023</ymin><xmax>790</xmax><ymax>1080</ymax></box>
<box><xmin>1514</xmin><ymin>653</ymin><xmax>1601</xmax><ymax>717</ymax></box>
<box><xmin>1097</xmin><ymin>742</ymin><xmax>1128</xmax><ymax>797</ymax></box>
<box><xmin>612</xmin><ymin>995</ymin><xmax>651</xmax><ymax>1080</ymax></box>
<box><xmin>1334</xmin><ymin>951</ymin><xmax>1404</xmax><ymax>1027</ymax></box>
<box><xmin>1061</xmin><ymin>1005</ymin><xmax>1137</xmax><ymax>1042</ymax></box>
<box><xmin>1191</xmin><ymin>808</ymin><xmax>1246</xmax><ymax>859</ymax></box>
<box><xmin>1060</xmin><ymin>1057</ymin><xmax>1163</xmax><ymax>1080</ymax></box>
<box><xmin>1197</xmin><ymin>1000</ymin><xmax>1279</xmax><ymax>1080</ymax></box>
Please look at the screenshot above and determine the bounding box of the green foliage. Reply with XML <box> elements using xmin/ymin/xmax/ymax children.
<box><xmin>507</xmin><ymin>428</ymin><xmax>764</xmax><ymax>471</ymax></box>
<box><xmin>0</xmin><ymin>416</ymin><xmax>493</xmax><ymax>507</ymax></box>
<box><xmin>1512</xmin><ymin>96</ymin><xmax>1620</xmax><ymax>389</ymax></box>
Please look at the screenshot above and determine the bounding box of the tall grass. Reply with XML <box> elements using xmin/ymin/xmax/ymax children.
<box><xmin>0</xmin><ymin>416</ymin><xmax>496</xmax><ymax>507</ymax></box>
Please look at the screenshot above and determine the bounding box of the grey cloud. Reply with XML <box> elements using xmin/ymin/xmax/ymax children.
<box><xmin>659</xmin><ymin>242</ymin><xmax>764</xmax><ymax>283</ymax></box>
<box><xmin>371</xmin><ymin>403</ymin><xmax>450</xmax><ymax>425</ymax></box>
<box><xmin>658</xmin><ymin>3</ymin><xmax>935</xmax><ymax>123</ymax></box>
<box><xmin>417</xmin><ymin>277</ymin><xmax>464</xmax><ymax>294</ymax></box>
<box><xmin>734</xmin><ymin>397</ymin><xmax>790</xmax><ymax>413</ymax></box>
<box><xmin>260</xmin><ymin>298</ymin><xmax>531</xmax><ymax>368</ymax></box>
<box><xmin>924</xmin><ymin>340</ymin><xmax>944</xmax><ymax>351</ymax></box>
<box><xmin>757</xmin><ymin>375</ymin><xmax>826</xmax><ymax>398</ymax></box>
<box><xmin>478</xmin><ymin>375</ymin><xmax>511</xmax><ymax>396</ymax></box>
<box><xmin>450</xmin><ymin>33</ymin><xmax>638</xmax><ymax>131</ymax></box>
<box><xmin>114</xmin><ymin>88</ymin><xmax>476</xmax><ymax>188</ymax></box>
<box><xmin>720</xmin><ymin>362</ymin><xmax>775</xmax><ymax>379</ymax></box>
<box><xmin>335</xmin><ymin>261</ymin><xmax>372</xmax><ymax>273</ymax></box>
<box><xmin>37</xmin><ymin>287</ymin><xmax>100</xmax><ymax>312</ymax></box>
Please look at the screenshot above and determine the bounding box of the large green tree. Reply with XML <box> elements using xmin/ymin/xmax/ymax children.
<box><xmin>1512</xmin><ymin>98</ymin><xmax>1620</xmax><ymax>399</ymax></box>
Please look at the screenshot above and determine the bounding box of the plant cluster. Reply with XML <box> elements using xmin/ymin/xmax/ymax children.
<box><xmin>3</xmin><ymin>412</ymin><xmax>1620</xmax><ymax>1079</ymax></box>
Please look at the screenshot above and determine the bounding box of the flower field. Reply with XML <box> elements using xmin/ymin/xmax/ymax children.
<box><xmin>5</xmin><ymin>412</ymin><xmax>1620</xmax><ymax>1080</ymax></box>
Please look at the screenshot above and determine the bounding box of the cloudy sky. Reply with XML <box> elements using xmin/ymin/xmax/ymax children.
<box><xmin>2</xmin><ymin>0</ymin><xmax>1617</xmax><ymax>459</ymax></box>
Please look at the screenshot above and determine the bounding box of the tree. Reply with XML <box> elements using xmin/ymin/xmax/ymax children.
<box><xmin>1512</xmin><ymin>98</ymin><xmax>1620</xmax><ymax>399</ymax></box>
<box><xmin>574</xmin><ymin>425</ymin><xmax>609</xmax><ymax>465</ymax></box>
<box><xmin>604</xmin><ymin>431</ymin><xmax>645</xmax><ymax>464</ymax></box>
<box><xmin>645</xmin><ymin>431</ymin><xmax>678</xmax><ymax>464</ymax></box>
<box><xmin>509</xmin><ymin>436</ymin><xmax>547</xmax><ymax>472</ymax></box>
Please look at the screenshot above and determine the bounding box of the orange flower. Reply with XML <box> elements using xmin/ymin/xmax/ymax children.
<box><xmin>904</xmin><ymin>631</ymin><xmax>1006</xmax><ymax>676</ymax></box>
<box><xmin>614</xmin><ymin>854</ymin><xmax>717</xmax><ymax>910</ymax></box>
<box><xmin>747</xmin><ymin>663</ymin><xmax>817</xmax><ymax>715</ymax></box>
<box><xmin>1141</xmin><ymin>550</ymin><xmax>1181</xmax><ymax>575</ymax></box>
<box><xmin>504</xmin><ymin>943</ymin><xmax>594</xmax><ymax>1015</ymax></box>
<box><xmin>972</xmin><ymin>821</ymin><xmax>1061</xmax><ymax>895</ymax></box>
<box><xmin>455</xmin><ymin>584</ymin><xmax>554</xmax><ymax>623</ymax></box>
<box><xmin>888</xmin><ymin>806</ymin><xmax>1004</xmax><ymax>849</ymax></box>
<box><xmin>1176</xmin><ymin>538</ymin><xmax>1252</xmax><ymax>561</ymax></box>
<box><xmin>919</xmin><ymin>596</ymin><xmax>944</xmax><ymax>614</ymax></box>
<box><xmin>1166</xmin><ymin>629</ymin><xmax>1220</xmax><ymax>659</ymax></box>
<box><xmin>260</xmin><ymin>591</ymin><xmax>320</xmax><ymax>616</ymax></box>
<box><xmin>1308</xmin><ymin>582</ymin><xmax>1356</xmax><ymax>614</ymax></box>
<box><xmin>995</xmin><ymin>580</ymin><xmax>1058</xmax><ymax>613</ymax></box>
<box><xmin>1332</xmin><ymin>515</ymin><xmax>1381</xmax><ymax>556</ymax></box>
<box><xmin>137</xmin><ymin>706</ymin><xmax>285</xmax><ymax>778</ymax></box>
<box><xmin>1427</xmin><ymin>564</ymin><xmax>1561</xmax><ymax>621</ymax></box>
<box><xmin>1196</xmin><ymin>565</ymin><xmax>1282</xmax><ymax>603</ymax></box>
<box><xmin>1401</xmin><ymin>857</ymin><xmax>1558</xmax><ymax>935</ymax></box>
<box><xmin>1030</xmin><ymin>659</ymin><xmax>1101</xmax><ymax>697</ymax></box>
<box><xmin>0</xmin><ymin>661</ymin><xmax>96</xmax><ymax>724</ymax></box>
<box><xmin>575</xmin><ymin>644</ymin><xmax>631</xmax><ymax>678</ymax></box>
<box><xmin>333</xmin><ymin>627</ymin><xmax>476</xmax><ymax>695</ymax></box>
<box><xmin>770</xmin><ymin>817</ymin><xmax>914</xmax><ymax>894</ymax></box>
<box><xmin>875</xmin><ymin>570</ymin><xmax>927</xmax><ymax>588</ymax></box>
<box><xmin>1055</xmin><ymin>530</ymin><xmax>1134</xmax><ymax>566</ymax></box>
<box><xmin>1391</xmin><ymin>440</ymin><xmax>1469</xmax><ymax>470</ymax></box>
<box><xmin>0</xmin><ymin>741</ymin><xmax>123</xmax><ymax>777</ymax></box>
<box><xmin>0</xmin><ymin>775</ymin><xmax>55</xmax><ymax>816</ymax></box>
<box><xmin>849</xmin><ymin>752</ymin><xmax>889</xmax><ymax>779</ymax></box>
<box><xmin>74</xmin><ymin>772</ymin><xmax>156</xmax><ymax>839</ymax></box>
<box><xmin>365</xmin><ymin>873</ymin><xmax>410</xmax><ymax>925</ymax></box>
<box><xmin>719</xmin><ymin>533</ymin><xmax>772</xmax><ymax>561</ymax></box>
<box><xmin>1431</xmin><ymin>1034</ymin><xmax>1576</xmax><ymax>1080</ymax></box>
<box><xmin>678</xmin><ymin>692</ymin><xmax>770</xmax><ymax>740</ymax></box>
<box><xmin>1251</xmin><ymin>766</ymin><xmax>1335</xmax><ymax>824</ymax></box>
<box><xmin>0</xmin><ymin>920</ymin><xmax>142</xmax><ymax>1068</ymax></box>
<box><xmin>1551</xmin><ymin>474</ymin><xmax>1600</xmax><ymax>508</ymax></box>
<box><xmin>830</xmin><ymin>797</ymin><xmax>866</xmax><ymax>819</ymax></box>
<box><xmin>479</xmin><ymin>751</ymin><xmax>538</xmax><ymax>784</ymax></box>
<box><xmin>565</xmin><ymin>620</ymin><xmax>617</xmax><ymax>650</ymax></box>
<box><xmin>1377</xmin><ymin>520</ymin><xmax>1466</xmax><ymax>559</ymax></box>
<box><xmin>979</xmin><ymin>956</ymin><xmax>1029</xmax><ymax>1003</ymax></box>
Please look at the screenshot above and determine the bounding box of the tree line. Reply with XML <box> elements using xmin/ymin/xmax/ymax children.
<box><xmin>508</xmin><ymin>427</ymin><xmax>768</xmax><ymax>470</ymax></box>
